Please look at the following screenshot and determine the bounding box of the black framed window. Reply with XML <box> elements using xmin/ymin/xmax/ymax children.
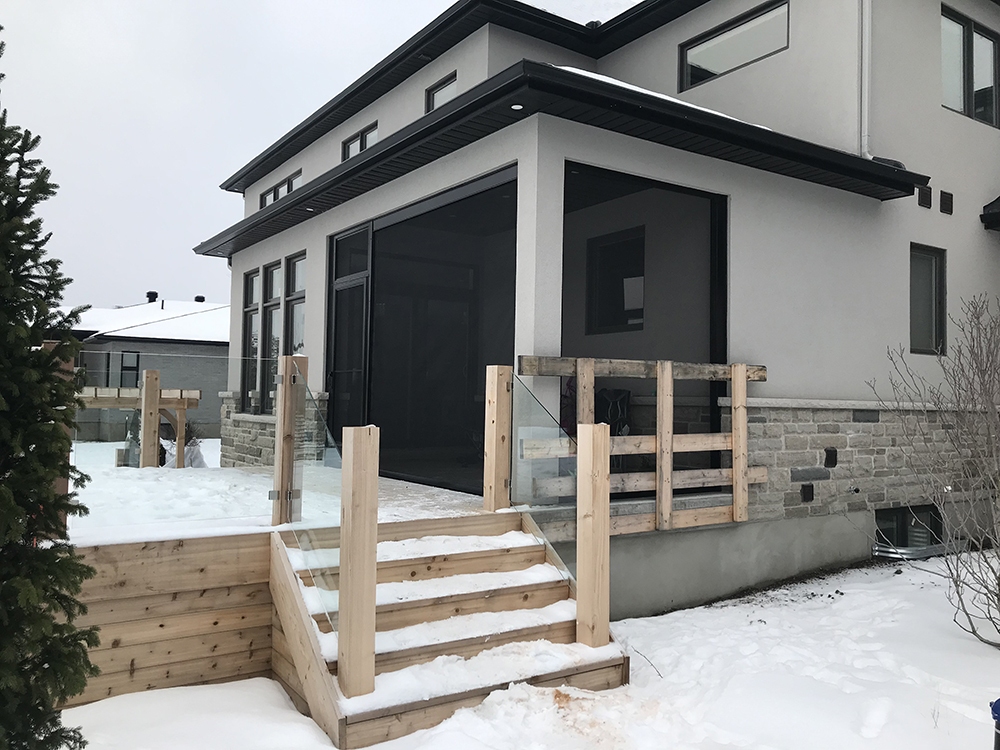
<box><xmin>241</xmin><ymin>271</ymin><xmax>261</xmax><ymax>412</ymax></box>
<box><xmin>259</xmin><ymin>171</ymin><xmax>302</xmax><ymax>209</ymax></box>
<box><xmin>426</xmin><ymin>72</ymin><xmax>458</xmax><ymax>112</ymax></box>
<box><xmin>876</xmin><ymin>505</ymin><xmax>943</xmax><ymax>548</ymax></box>
<box><xmin>942</xmin><ymin>6</ymin><xmax>999</xmax><ymax>127</ymax></box>
<box><xmin>120</xmin><ymin>351</ymin><xmax>140</xmax><ymax>388</ymax></box>
<box><xmin>680</xmin><ymin>1</ymin><xmax>789</xmax><ymax>91</ymax></box>
<box><xmin>910</xmin><ymin>243</ymin><xmax>946</xmax><ymax>355</ymax></box>
<box><xmin>586</xmin><ymin>226</ymin><xmax>645</xmax><ymax>335</ymax></box>
<box><xmin>285</xmin><ymin>253</ymin><xmax>306</xmax><ymax>355</ymax></box>
<box><xmin>342</xmin><ymin>123</ymin><xmax>379</xmax><ymax>161</ymax></box>
<box><xmin>261</xmin><ymin>263</ymin><xmax>282</xmax><ymax>413</ymax></box>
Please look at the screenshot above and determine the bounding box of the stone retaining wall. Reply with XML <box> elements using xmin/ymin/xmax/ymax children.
<box><xmin>219</xmin><ymin>391</ymin><xmax>329</xmax><ymax>468</ymax></box>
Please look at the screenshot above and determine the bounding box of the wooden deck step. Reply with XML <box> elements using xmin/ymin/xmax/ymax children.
<box><xmin>341</xmin><ymin>654</ymin><xmax>630</xmax><ymax>748</ymax></box>
<box><xmin>316</xmin><ymin>578</ymin><xmax>571</xmax><ymax>632</ymax></box>
<box><xmin>282</xmin><ymin>512</ymin><xmax>524</xmax><ymax>550</ymax></box>
<box><xmin>299</xmin><ymin>544</ymin><xmax>547</xmax><ymax>589</ymax></box>
<box><xmin>328</xmin><ymin>616</ymin><xmax>578</xmax><ymax>676</ymax></box>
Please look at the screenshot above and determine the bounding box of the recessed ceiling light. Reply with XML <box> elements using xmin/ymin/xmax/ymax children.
<box><xmin>510</xmin><ymin>104</ymin><xmax>524</xmax><ymax>111</ymax></box>
<box><xmin>305</xmin><ymin>207</ymin><xmax>315</xmax><ymax>212</ymax></box>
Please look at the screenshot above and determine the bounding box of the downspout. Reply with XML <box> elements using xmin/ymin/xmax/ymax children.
<box><xmin>859</xmin><ymin>0</ymin><xmax>873</xmax><ymax>159</ymax></box>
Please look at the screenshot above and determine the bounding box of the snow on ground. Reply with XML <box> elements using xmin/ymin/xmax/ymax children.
<box><xmin>67</xmin><ymin>560</ymin><xmax>1000</xmax><ymax>749</ymax></box>
<box><xmin>68</xmin><ymin>441</ymin><xmax>482</xmax><ymax>546</ymax></box>
<box><xmin>63</xmin><ymin>678</ymin><xmax>333</xmax><ymax>750</ymax></box>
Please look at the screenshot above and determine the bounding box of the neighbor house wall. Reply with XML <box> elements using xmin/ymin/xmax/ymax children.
<box><xmin>66</xmin><ymin>534</ymin><xmax>271</xmax><ymax>707</ymax></box>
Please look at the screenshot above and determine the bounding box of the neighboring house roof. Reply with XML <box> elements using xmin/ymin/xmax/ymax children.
<box><xmin>195</xmin><ymin>61</ymin><xmax>929</xmax><ymax>259</ymax></box>
<box><xmin>220</xmin><ymin>0</ymin><xmax>713</xmax><ymax>194</ymax></box>
<box><xmin>69</xmin><ymin>301</ymin><xmax>230</xmax><ymax>345</ymax></box>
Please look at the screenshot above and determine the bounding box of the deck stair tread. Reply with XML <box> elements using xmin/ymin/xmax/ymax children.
<box><xmin>307</xmin><ymin>564</ymin><xmax>570</xmax><ymax>632</ymax></box>
<box><xmin>273</xmin><ymin>516</ymin><xmax>628</xmax><ymax>748</ymax></box>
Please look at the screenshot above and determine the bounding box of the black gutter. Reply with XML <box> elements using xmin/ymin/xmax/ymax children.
<box><xmin>220</xmin><ymin>0</ymin><xmax>714</xmax><ymax>194</ymax></box>
<box><xmin>195</xmin><ymin>61</ymin><xmax>929</xmax><ymax>259</ymax></box>
<box><xmin>982</xmin><ymin>195</ymin><xmax>1000</xmax><ymax>230</ymax></box>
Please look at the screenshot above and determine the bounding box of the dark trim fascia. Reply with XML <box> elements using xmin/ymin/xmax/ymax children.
<box><xmin>982</xmin><ymin>195</ymin><xmax>1000</xmax><ymax>230</ymax></box>
<box><xmin>84</xmin><ymin>334</ymin><xmax>229</xmax><ymax>347</ymax></box>
<box><xmin>220</xmin><ymin>0</ymin><xmax>715</xmax><ymax>193</ymax></box>
<box><xmin>195</xmin><ymin>61</ymin><xmax>930</xmax><ymax>259</ymax></box>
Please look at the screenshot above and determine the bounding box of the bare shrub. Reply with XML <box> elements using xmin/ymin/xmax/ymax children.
<box><xmin>872</xmin><ymin>295</ymin><xmax>1000</xmax><ymax>648</ymax></box>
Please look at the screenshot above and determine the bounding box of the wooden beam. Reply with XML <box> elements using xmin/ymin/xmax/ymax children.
<box><xmin>519</xmin><ymin>356</ymin><xmax>767</xmax><ymax>382</ymax></box>
<box><xmin>139</xmin><ymin>370</ymin><xmax>161</xmax><ymax>468</ymax></box>
<box><xmin>672</xmin><ymin>505</ymin><xmax>734</xmax><ymax>529</ymax></box>
<box><xmin>483</xmin><ymin>365</ymin><xmax>512</xmax><ymax>511</ymax></box>
<box><xmin>338</xmin><ymin>425</ymin><xmax>379</xmax><ymax>698</ymax></box>
<box><xmin>576</xmin><ymin>423</ymin><xmax>610</xmax><ymax>649</ymax></box>
<box><xmin>656</xmin><ymin>360</ymin><xmax>673</xmax><ymax>532</ymax></box>
<box><xmin>519</xmin><ymin>434</ymin><xmax>655</xmax><ymax>459</ymax></box>
<box><xmin>576</xmin><ymin>357</ymin><xmax>595</xmax><ymax>425</ymax></box>
<box><xmin>81</xmin><ymin>396</ymin><xmax>200</xmax><ymax>410</ymax></box>
<box><xmin>532</xmin><ymin>466</ymin><xmax>766</xmax><ymax>497</ymax></box>
<box><xmin>273</xmin><ymin>356</ymin><xmax>307</xmax><ymax>525</ymax></box>
<box><xmin>673</xmin><ymin>432</ymin><xmax>733</xmax><ymax>452</ymax></box>
<box><xmin>269</xmin><ymin>533</ymin><xmax>343</xmax><ymax>744</ymax></box>
<box><xmin>731</xmin><ymin>363</ymin><xmax>749</xmax><ymax>523</ymax></box>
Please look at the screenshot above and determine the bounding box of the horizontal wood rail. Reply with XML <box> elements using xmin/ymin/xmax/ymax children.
<box><xmin>519</xmin><ymin>356</ymin><xmax>767</xmax><ymax>382</ymax></box>
<box><xmin>499</xmin><ymin>356</ymin><xmax>769</xmax><ymax>533</ymax></box>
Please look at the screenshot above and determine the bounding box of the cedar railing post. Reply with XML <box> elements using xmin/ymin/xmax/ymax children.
<box><xmin>272</xmin><ymin>355</ymin><xmax>308</xmax><ymax>525</ymax></box>
<box><xmin>338</xmin><ymin>425</ymin><xmax>379</xmax><ymax>698</ymax></box>
<box><xmin>656</xmin><ymin>360</ymin><xmax>674</xmax><ymax>530</ymax></box>
<box><xmin>576</xmin><ymin>422</ymin><xmax>610</xmax><ymax>648</ymax></box>
<box><xmin>576</xmin><ymin>357</ymin><xmax>595</xmax><ymax>425</ymax></box>
<box><xmin>731</xmin><ymin>363</ymin><xmax>749</xmax><ymax>523</ymax></box>
<box><xmin>139</xmin><ymin>370</ymin><xmax>161</xmax><ymax>468</ymax></box>
<box><xmin>175</xmin><ymin>407</ymin><xmax>186</xmax><ymax>469</ymax></box>
<box><xmin>483</xmin><ymin>365</ymin><xmax>512</xmax><ymax>511</ymax></box>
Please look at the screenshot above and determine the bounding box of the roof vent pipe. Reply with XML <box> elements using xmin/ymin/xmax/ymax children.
<box><xmin>194</xmin><ymin>295</ymin><xmax>205</xmax><ymax>302</ymax></box>
<box><xmin>146</xmin><ymin>290</ymin><xmax>158</xmax><ymax>303</ymax></box>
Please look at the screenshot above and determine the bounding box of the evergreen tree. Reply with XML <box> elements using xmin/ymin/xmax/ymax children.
<box><xmin>0</xmin><ymin>32</ymin><xmax>100</xmax><ymax>750</ymax></box>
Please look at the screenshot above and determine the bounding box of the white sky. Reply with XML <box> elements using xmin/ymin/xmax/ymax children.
<box><xmin>2</xmin><ymin>1</ymin><xmax>639</xmax><ymax>309</ymax></box>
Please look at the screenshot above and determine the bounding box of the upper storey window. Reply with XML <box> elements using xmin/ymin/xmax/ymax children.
<box><xmin>942</xmin><ymin>7</ymin><xmax>998</xmax><ymax>127</ymax></box>
<box><xmin>680</xmin><ymin>1</ymin><xmax>789</xmax><ymax>91</ymax></box>
<box><xmin>426</xmin><ymin>72</ymin><xmax>458</xmax><ymax>112</ymax></box>
<box><xmin>260</xmin><ymin>171</ymin><xmax>302</xmax><ymax>209</ymax></box>
<box><xmin>342</xmin><ymin>123</ymin><xmax>378</xmax><ymax>161</ymax></box>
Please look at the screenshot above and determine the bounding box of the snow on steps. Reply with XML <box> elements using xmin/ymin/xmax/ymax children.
<box><xmin>271</xmin><ymin>512</ymin><xmax>628</xmax><ymax>748</ymax></box>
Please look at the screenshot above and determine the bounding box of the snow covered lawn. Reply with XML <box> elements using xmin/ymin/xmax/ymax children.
<box><xmin>65</xmin><ymin>559</ymin><xmax>1000</xmax><ymax>749</ymax></box>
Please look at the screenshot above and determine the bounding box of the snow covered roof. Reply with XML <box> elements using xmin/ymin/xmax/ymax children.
<box><xmin>69</xmin><ymin>300</ymin><xmax>230</xmax><ymax>344</ymax></box>
<box><xmin>522</xmin><ymin>0</ymin><xmax>645</xmax><ymax>25</ymax></box>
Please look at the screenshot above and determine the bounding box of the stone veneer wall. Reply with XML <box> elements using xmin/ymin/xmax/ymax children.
<box><xmin>721</xmin><ymin>400</ymin><xmax>950</xmax><ymax>524</ymax></box>
<box><xmin>219</xmin><ymin>391</ymin><xmax>330</xmax><ymax>468</ymax></box>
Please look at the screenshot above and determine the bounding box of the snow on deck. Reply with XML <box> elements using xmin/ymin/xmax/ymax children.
<box><xmin>68</xmin><ymin>441</ymin><xmax>484</xmax><ymax>547</ymax></box>
<box><xmin>287</xmin><ymin>531</ymin><xmax>542</xmax><ymax>572</ymax></box>
<box><xmin>300</xmin><ymin>563</ymin><xmax>566</xmax><ymax>616</ymax></box>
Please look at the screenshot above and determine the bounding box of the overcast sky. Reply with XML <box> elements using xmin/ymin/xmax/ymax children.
<box><xmin>3</xmin><ymin>1</ymin><xmax>643</xmax><ymax>310</ymax></box>
<box><xmin>2</xmin><ymin>0</ymin><xmax>457</xmax><ymax>308</ymax></box>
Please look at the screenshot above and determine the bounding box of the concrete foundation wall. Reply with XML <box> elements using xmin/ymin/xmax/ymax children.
<box><xmin>556</xmin><ymin>510</ymin><xmax>873</xmax><ymax>620</ymax></box>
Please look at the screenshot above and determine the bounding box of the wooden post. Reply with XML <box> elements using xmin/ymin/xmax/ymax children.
<box><xmin>656</xmin><ymin>360</ymin><xmax>674</xmax><ymax>531</ymax></box>
<box><xmin>273</xmin><ymin>355</ymin><xmax>308</xmax><ymax>525</ymax></box>
<box><xmin>338</xmin><ymin>425</ymin><xmax>379</xmax><ymax>698</ymax></box>
<box><xmin>483</xmin><ymin>365</ymin><xmax>513</xmax><ymax>511</ymax></box>
<box><xmin>731</xmin><ymin>363</ymin><xmax>749</xmax><ymax>523</ymax></box>
<box><xmin>139</xmin><ymin>370</ymin><xmax>161</xmax><ymax>468</ymax></box>
<box><xmin>576</xmin><ymin>357</ymin><xmax>595</xmax><ymax>425</ymax></box>
<box><xmin>175</xmin><ymin>407</ymin><xmax>186</xmax><ymax>469</ymax></box>
<box><xmin>576</xmin><ymin>422</ymin><xmax>610</xmax><ymax>648</ymax></box>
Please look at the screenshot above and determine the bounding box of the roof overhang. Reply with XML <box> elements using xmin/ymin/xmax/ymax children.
<box><xmin>220</xmin><ymin>0</ymin><xmax>713</xmax><ymax>193</ymax></box>
<box><xmin>195</xmin><ymin>61</ymin><xmax>929</xmax><ymax>259</ymax></box>
<box><xmin>982</xmin><ymin>195</ymin><xmax>1000</xmax><ymax>231</ymax></box>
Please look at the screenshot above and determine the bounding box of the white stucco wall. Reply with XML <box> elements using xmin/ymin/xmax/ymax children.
<box><xmin>598</xmin><ymin>0</ymin><xmax>862</xmax><ymax>154</ymax></box>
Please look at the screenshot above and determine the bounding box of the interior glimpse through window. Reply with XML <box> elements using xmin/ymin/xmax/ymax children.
<box><xmin>681</xmin><ymin>2</ymin><xmax>789</xmax><ymax>90</ymax></box>
<box><xmin>586</xmin><ymin>227</ymin><xmax>645</xmax><ymax>334</ymax></box>
<box><xmin>941</xmin><ymin>8</ymin><xmax>1000</xmax><ymax>127</ymax></box>
<box><xmin>974</xmin><ymin>31</ymin><xmax>996</xmax><ymax>124</ymax></box>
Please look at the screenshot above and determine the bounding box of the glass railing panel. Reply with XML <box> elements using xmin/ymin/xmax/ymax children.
<box><xmin>511</xmin><ymin>373</ymin><xmax>579</xmax><ymax>579</ymax></box>
<box><xmin>68</xmin><ymin>351</ymin><xmax>274</xmax><ymax>542</ymax></box>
